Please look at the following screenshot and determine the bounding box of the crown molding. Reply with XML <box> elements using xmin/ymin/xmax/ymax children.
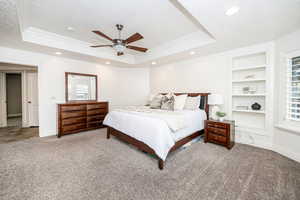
<box><xmin>21</xmin><ymin>27</ymin><xmax>136</xmax><ymax>64</ymax></box>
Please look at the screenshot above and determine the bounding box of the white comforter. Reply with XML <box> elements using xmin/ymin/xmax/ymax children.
<box><xmin>113</xmin><ymin>106</ymin><xmax>186</xmax><ymax>132</ymax></box>
<box><xmin>103</xmin><ymin>106</ymin><xmax>207</xmax><ymax>160</ymax></box>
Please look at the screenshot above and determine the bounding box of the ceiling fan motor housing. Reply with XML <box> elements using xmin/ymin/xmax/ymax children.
<box><xmin>116</xmin><ymin>24</ymin><xmax>124</xmax><ymax>31</ymax></box>
<box><xmin>113</xmin><ymin>39</ymin><xmax>126</xmax><ymax>52</ymax></box>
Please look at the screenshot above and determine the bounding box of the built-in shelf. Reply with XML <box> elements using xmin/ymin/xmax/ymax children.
<box><xmin>232</xmin><ymin>79</ymin><xmax>266</xmax><ymax>83</ymax></box>
<box><xmin>232</xmin><ymin>65</ymin><xmax>266</xmax><ymax>71</ymax></box>
<box><xmin>232</xmin><ymin>109</ymin><xmax>265</xmax><ymax>114</ymax></box>
<box><xmin>232</xmin><ymin>94</ymin><xmax>266</xmax><ymax>97</ymax></box>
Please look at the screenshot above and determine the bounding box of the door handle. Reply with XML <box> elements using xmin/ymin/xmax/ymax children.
<box><xmin>28</xmin><ymin>101</ymin><xmax>32</xmax><ymax>104</ymax></box>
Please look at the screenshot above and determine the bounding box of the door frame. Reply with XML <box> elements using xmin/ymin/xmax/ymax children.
<box><xmin>0</xmin><ymin>72</ymin><xmax>7</xmax><ymax>127</ymax></box>
<box><xmin>0</xmin><ymin>70</ymin><xmax>37</xmax><ymax>128</ymax></box>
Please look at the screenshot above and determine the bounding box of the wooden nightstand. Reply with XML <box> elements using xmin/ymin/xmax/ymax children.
<box><xmin>204</xmin><ymin>120</ymin><xmax>235</xmax><ymax>149</ymax></box>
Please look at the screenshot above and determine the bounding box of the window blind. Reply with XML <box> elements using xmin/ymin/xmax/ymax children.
<box><xmin>287</xmin><ymin>56</ymin><xmax>300</xmax><ymax>121</ymax></box>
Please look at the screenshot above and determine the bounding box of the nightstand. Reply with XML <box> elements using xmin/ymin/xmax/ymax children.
<box><xmin>204</xmin><ymin>120</ymin><xmax>235</xmax><ymax>149</ymax></box>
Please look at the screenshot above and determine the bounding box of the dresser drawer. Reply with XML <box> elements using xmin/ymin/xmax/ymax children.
<box><xmin>207</xmin><ymin>127</ymin><xmax>227</xmax><ymax>136</ymax></box>
<box><xmin>208</xmin><ymin>133</ymin><xmax>227</xmax><ymax>143</ymax></box>
<box><xmin>87</xmin><ymin>103</ymin><xmax>107</xmax><ymax>110</ymax></box>
<box><xmin>207</xmin><ymin>122</ymin><xmax>227</xmax><ymax>129</ymax></box>
<box><xmin>87</xmin><ymin>108</ymin><xmax>107</xmax><ymax>116</ymax></box>
<box><xmin>61</xmin><ymin>105</ymin><xmax>86</xmax><ymax>112</ymax></box>
<box><xmin>61</xmin><ymin>111</ymin><xmax>86</xmax><ymax>119</ymax></box>
<box><xmin>87</xmin><ymin>121</ymin><xmax>103</xmax><ymax>128</ymax></box>
<box><xmin>62</xmin><ymin>117</ymin><xmax>86</xmax><ymax>126</ymax></box>
<box><xmin>87</xmin><ymin>114</ymin><xmax>106</xmax><ymax>122</ymax></box>
<box><xmin>62</xmin><ymin>123</ymin><xmax>86</xmax><ymax>132</ymax></box>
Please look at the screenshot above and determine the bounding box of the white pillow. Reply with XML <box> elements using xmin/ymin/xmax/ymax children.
<box><xmin>184</xmin><ymin>96</ymin><xmax>201</xmax><ymax>110</ymax></box>
<box><xmin>173</xmin><ymin>94</ymin><xmax>188</xmax><ymax>110</ymax></box>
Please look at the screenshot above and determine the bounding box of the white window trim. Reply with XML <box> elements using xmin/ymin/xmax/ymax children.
<box><xmin>276</xmin><ymin>50</ymin><xmax>300</xmax><ymax>134</ymax></box>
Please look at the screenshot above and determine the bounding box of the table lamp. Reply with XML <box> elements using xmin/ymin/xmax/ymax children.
<box><xmin>208</xmin><ymin>94</ymin><xmax>224</xmax><ymax>120</ymax></box>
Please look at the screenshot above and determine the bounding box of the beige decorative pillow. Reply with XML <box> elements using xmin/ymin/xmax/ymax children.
<box><xmin>150</xmin><ymin>94</ymin><xmax>163</xmax><ymax>109</ymax></box>
<box><xmin>161</xmin><ymin>95</ymin><xmax>175</xmax><ymax>111</ymax></box>
<box><xmin>184</xmin><ymin>96</ymin><xmax>201</xmax><ymax>110</ymax></box>
<box><xmin>174</xmin><ymin>94</ymin><xmax>188</xmax><ymax>110</ymax></box>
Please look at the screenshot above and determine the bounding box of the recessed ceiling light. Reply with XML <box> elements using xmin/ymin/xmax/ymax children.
<box><xmin>55</xmin><ymin>52</ymin><xmax>62</xmax><ymax>55</ymax></box>
<box><xmin>105</xmin><ymin>61</ymin><xmax>111</xmax><ymax>65</ymax></box>
<box><xmin>190</xmin><ymin>51</ymin><xmax>195</xmax><ymax>55</ymax></box>
<box><xmin>226</xmin><ymin>6</ymin><xmax>240</xmax><ymax>16</ymax></box>
<box><xmin>67</xmin><ymin>27</ymin><xmax>74</xmax><ymax>31</ymax></box>
<box><xmin>151</xmin><ymin>61</ymin><xmax>157</xmax><ymax>65</ymax></box>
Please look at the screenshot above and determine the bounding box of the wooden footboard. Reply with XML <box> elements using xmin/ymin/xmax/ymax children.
<box><xmin>106</xmin><ymin>126</ymin><xmax>203</xmax><ymax>170</ymax></box>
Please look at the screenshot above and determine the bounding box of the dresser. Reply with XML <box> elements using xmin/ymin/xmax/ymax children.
<box><xmin>204</xmin><ymin>120</ymin><xmax>235</xmax><ymax>149</ymax></box>
<box><xmin>57</xmin><ymin>102</ymin><xmax>108</xmax><ymax>137</ymax></box>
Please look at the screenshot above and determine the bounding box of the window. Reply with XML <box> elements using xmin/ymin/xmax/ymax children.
<box><xmin>287</xmin><ymin>56</ymin><xmax>300</xmax><ymax>121</ymax></box>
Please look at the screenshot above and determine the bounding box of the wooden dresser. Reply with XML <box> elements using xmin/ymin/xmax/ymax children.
<box><xmin>57</xmin><ymin>102</ymin><xmax>108</xmax><ymax>137</ymax></box>
<box><xmin>204</xmin><ymin>120</ymin><xmax>235</xmax><ymax>149</ymax></box>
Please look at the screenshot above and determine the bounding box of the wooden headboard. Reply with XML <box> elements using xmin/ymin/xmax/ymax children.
<box><xmin>161</xmin><ymin>93</ymin><xmax>210</xmax><ymax>119</ymax></box>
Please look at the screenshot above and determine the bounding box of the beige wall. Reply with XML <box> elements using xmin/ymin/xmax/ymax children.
<box><xmin>150</xmin><ymin>53</ymin><xmax>231</xmax><ymax>113</ymax></box>
<box><xmin>6</xmin><ymin>73</ymin><xmax>22</xmax><ymax>116</ymax></box>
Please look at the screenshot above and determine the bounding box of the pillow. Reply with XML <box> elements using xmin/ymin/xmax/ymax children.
<box><xmin>173</xmin><ymin>94</ymin><xmax>188</xmax><ymax>110</ymax></box>
<box><xmin>149</xmin><ymin>94</ymin><xmax>164</xmax><ymax>109</ymax></box>
<box><xmin>184</xmin><ymin>96</ymin><xmax>201</xmax><ymax>110</ymax></box>
<box><xmin>161</xmin><ymin>95</ymin><xmax>175</xmax><ymax>111</ymax></box>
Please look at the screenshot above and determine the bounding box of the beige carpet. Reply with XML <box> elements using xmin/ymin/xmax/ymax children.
<box><xmin>0</xmin><ymin>129</ymin><xmax>300</xmax><ymax>200</ymax></box>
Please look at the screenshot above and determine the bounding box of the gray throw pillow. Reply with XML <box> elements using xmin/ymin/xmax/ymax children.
<box><xmin>150</xmin><ymin>95</ymin><xmax>163</xmax><ymax>109</ymax></box>
<box><xmin>161</xmin><ymin>95</ymin><xmax>175</xmax><ymax>111</ymax></box>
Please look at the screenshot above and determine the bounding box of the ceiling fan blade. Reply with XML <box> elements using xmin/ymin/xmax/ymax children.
<box><xmin>117</xmin><ymin>52</ymin><xmax>124</xmax><ymax>56</ymax></box>
<box><xmin>92</xmin><ymin>30</ymin><xmax>113</xmax><ymax>41</ymax></box>
<box><xmin>125</xmin><ymin>33</ymin><xmax>143</xmax><ymax>44</ymax></box>
<box><xmin>90</xmin><ymin>45</ymin><xmax>112</xmax><ymax>48</ymax></box>
<box><xmin>126</xmin><ymin>45</ymin><xmax>148</xmax><ymax>52</ymax></box>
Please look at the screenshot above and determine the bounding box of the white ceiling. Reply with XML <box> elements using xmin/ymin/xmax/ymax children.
<box><xmin>24</xmin><ymin>0</ymin><xmax>200</xmax><ymax>49</ymax></box>
<box><xmin>0</xmin><ymin>0</ymin><xmax>300</xmax><ymax>67</ymax></box>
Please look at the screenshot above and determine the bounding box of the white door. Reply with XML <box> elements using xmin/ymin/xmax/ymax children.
<box><xmin>0</xmin><ymin>72</ymin><xmax>7</xmax><ymax>127</ymax></box>
<box><xmin>27</xmin><ymin>72</ymin><xmax>39</xmax><ymax>127</ymax></box>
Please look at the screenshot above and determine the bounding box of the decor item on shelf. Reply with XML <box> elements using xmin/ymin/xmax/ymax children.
<box><xmin>244</xmin><ymin>74</ymin><xmax>255</xmax><ymax>79</ymax></box>
<box><xmin>249</xmin><ymin>86</ymin><xmax>257</xmax><ymax>94</ymax></box>
<box><xmin>251</xmin><ymin>102</ymin><xmax>261</xmax><ymax>110</ymax></box>
<box><xmin>208</xmin><ymin>94</ymin><xmax>224</xmax><ymax>120</ymax></box>
<box><xmin>242</xmin><ymin>86</ymin><xmax>250</xmax><ymax>94</ymax></box>
<box><xmin>216</xmin><ymin>111</ymin><xmax>226</xmax><ymax>122</ymax></box>
<box><xmin>236</xmin><ymin>105</ymin><xmax>249</xmax><ymax>110</ymax></box>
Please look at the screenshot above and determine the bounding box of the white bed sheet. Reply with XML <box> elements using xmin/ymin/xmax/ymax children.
<box><xmin>103</xmin><ymin>107</ymin><xmax>207</xmax><ymax>161</ymax></box>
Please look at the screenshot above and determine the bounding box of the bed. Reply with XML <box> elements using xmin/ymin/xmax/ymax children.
<box><xmin>103</xmin><ymin>93</ymin><xmax>209</xmax><ymax>170</ymax></box>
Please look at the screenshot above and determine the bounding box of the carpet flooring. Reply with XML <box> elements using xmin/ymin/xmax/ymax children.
<box><xmin>0</xmin><ymin>129</ymin><xmax>300</xmax><ymax>200</ymax></box>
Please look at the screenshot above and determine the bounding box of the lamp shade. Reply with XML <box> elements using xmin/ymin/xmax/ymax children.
<box><xmin>208</xmin><ymin>94</ymin><xmax>223</xmax><ymax>105</ymax></box>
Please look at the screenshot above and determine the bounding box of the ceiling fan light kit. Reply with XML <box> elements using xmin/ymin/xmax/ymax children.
<box><xmin>91</xmin><ymin>24</ymin><xmax>148</xmax><ymax>56</ymax></box>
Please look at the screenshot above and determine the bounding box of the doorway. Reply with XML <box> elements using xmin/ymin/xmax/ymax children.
<box><xmin>6</xmin><ymin>73</ymin><xmax>22</xmax><ymax>127</ymax></box>
<box><xmin>0</xmin><ymin>63</ymin><xmax>39</xmax><ymax>143</ymax></box>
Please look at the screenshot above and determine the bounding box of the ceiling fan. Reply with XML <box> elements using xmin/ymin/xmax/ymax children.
<box><xmin>91</xmin><ymin>24</ymin><xmax>148</xmax><ymax>56</ymax></box>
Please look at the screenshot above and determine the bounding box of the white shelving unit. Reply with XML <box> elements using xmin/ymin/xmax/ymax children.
<box><xmin>231</xmin><ymin>52</ymin><xmax>268</xmax><ymax>132</ymax></box>
<box><xmin>232</xmin><ymin>79</ymin><xmax>266</xmax><ymax>83</ymax></box>
<box><xmin>232</xmin><ymin>65</ymin><xmax>266</xmax><ymax>71</ymax></box>
<box><xmin>232</xmin><ymin>109</ymin><xmax>265</xmax><ymax>114</ymax></box>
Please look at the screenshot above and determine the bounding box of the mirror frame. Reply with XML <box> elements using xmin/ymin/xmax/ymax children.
<box><xmin>65</xmin><ymin>72</ymin><xmax>98</xmax><ymax>102</ymax></box>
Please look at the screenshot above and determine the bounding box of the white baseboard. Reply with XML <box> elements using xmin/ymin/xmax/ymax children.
<box><xmin>7</xmin><ymin>113</ymin><xmax>22</xmax><ymax>117</ymax></box>
<box><xmin>235</xmin><ymin>130</ymin><xmax>273</xmax><ymax>150</ymax></box>
<box><xmin>273</xmin><ymin>145</ymin><xmax>300</xmax><ymax>163</ymax></box>
<box><xmin>39</xmin><ymin>130</ymin><xmax>56</xmax><ymax>137</ymax></box>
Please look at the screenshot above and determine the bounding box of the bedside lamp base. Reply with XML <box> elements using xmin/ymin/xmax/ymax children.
<box><xmin>211</xmin><ymin>105</ymin><xmax>220</xmax><ymax>120</ymax></box>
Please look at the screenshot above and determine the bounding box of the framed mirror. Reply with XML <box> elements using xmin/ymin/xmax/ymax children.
<box><xmin>65</xmin><ymin>72</ymin><xmax>98</xmax><ymax>102</ymax></box>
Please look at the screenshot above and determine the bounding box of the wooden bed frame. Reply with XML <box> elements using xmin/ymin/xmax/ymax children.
<box><xmin>106</xmin><ymin>93</ymin><xmax>210</xmax><ymax>170</ymax></box>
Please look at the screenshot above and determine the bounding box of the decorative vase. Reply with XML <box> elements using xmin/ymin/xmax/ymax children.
<box><xmin>251</xmin><ymin>102</ymin><xmax>261</xmax><ymax>110</ymax></box>
<box><xmin>219</xmin><ymin>117</ymin><xmax>225</xmax><ymax>122</ymax></box>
